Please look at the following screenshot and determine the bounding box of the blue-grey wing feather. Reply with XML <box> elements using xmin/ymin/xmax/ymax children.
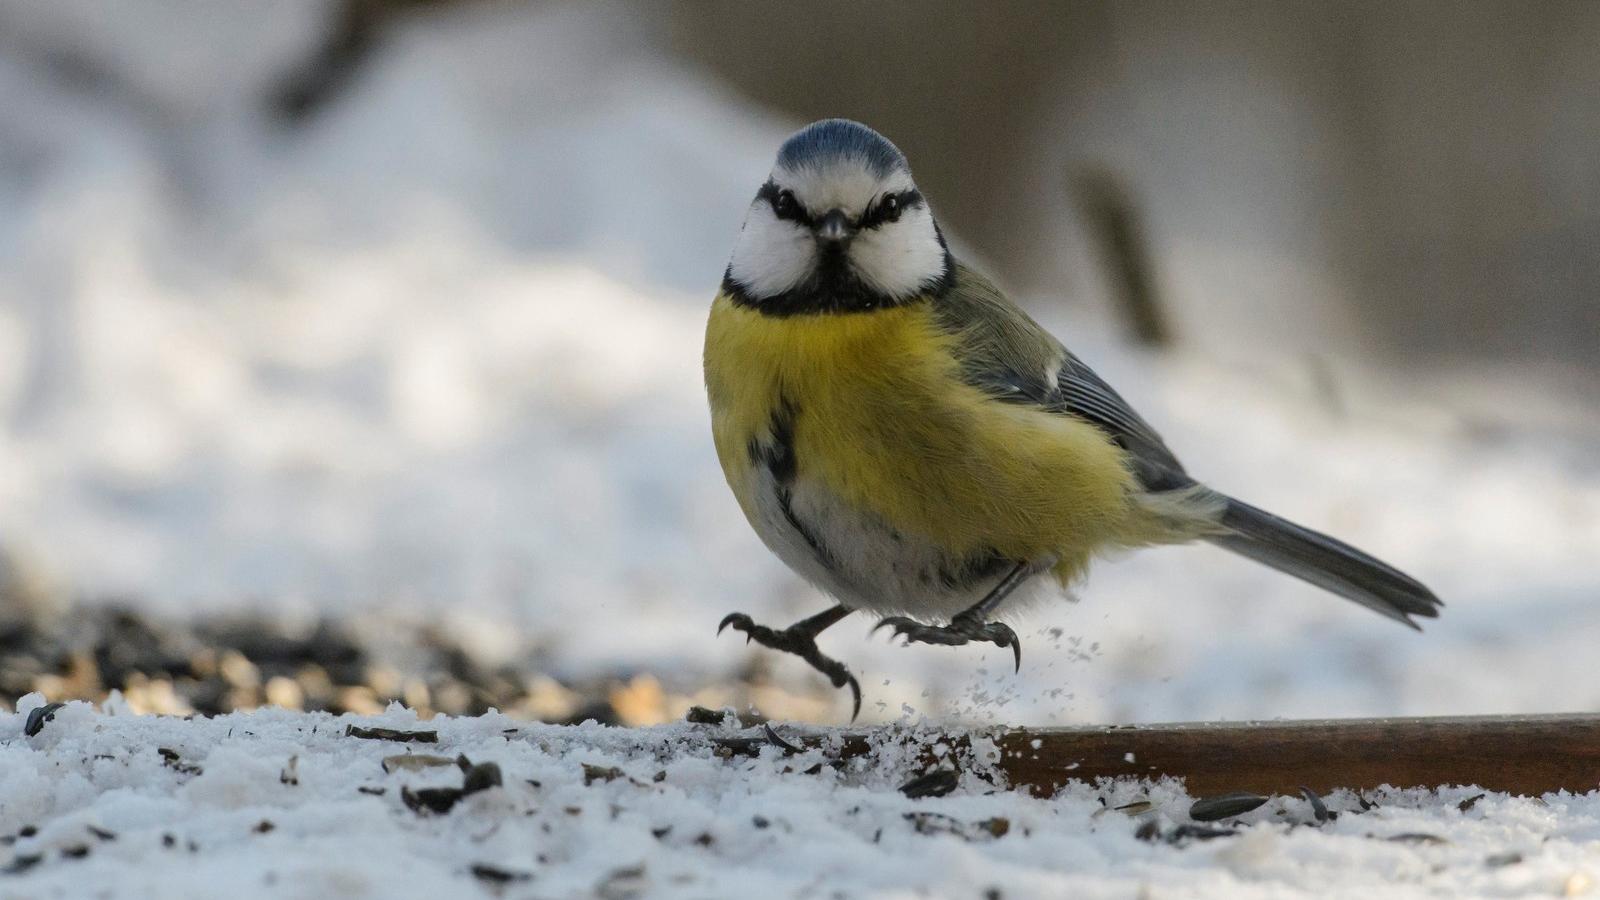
<box><xmin>932</xmin><ymin>261</ymin><xmax>1190</xmax><ymax>490</ymax></box>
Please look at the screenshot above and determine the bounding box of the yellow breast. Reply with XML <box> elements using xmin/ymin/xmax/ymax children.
<box><xmin>703</xmin><ymin>293</ymin><xmax>1139</xmax><ymax>575</ymax></box>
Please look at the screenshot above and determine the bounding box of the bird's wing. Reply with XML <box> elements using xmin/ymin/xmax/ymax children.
<box><xmin>931</xmin><ymin>261</ymin><xmax>1190</xmax><ymax>490</ymax></box>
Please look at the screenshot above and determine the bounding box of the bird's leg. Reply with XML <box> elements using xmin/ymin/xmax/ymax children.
<box><xmin>718</xmin><ymin>604</ymin><xmax>861</xmax><ymax>719</ymax></box>
<box><xmin>874</xmin><ymin>560</ymin><xmax>1050</xmax><ymax>672</ymax></box>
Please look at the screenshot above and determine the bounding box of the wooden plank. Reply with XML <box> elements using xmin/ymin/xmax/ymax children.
<box><xmin>987</xmin><ymin>715</ymin><xmax>1600</xmax><ymax>797</ymax></box>
<box><xmin>734</xmin><ymin>715</ymin><xmax>1600</xmax><ymax>797</ymax></box>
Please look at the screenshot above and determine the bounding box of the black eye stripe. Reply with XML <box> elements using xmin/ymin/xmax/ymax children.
<box><xmin>860</xmin><ymin>189</ymin><xmax>922</xmax><ymax>230</ymax></box>
<box><xmin>753</xmin><ymin>181</ymin><xmax>923</xmax><ymax>230</ymax></box>
<box><xmin>756</xmin><ymin>180</ymin><xmax>813</xmax><ymax>227</ymax></box>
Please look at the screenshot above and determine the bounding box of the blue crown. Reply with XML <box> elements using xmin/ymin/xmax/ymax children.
<box><xmin>775</xmin><ymin>119</ymin><xmax>907</xmax><ymax>177</ymax></box>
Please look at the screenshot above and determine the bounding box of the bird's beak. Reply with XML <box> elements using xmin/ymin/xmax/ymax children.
<box><xmin>814</xmin><ymin>209</ymin><xmax>854</xmax><ymax>245</ymax></box>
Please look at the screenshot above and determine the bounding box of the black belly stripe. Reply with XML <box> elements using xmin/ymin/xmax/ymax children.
<box><xmin>745</xmin><ymin>397</ymin><xmax>796</xmax><ymax>483</ymax></box>
<box><xmin>777</xmin><ymin>486</ymin><xmax>840</xmax><ymax>573</ymax></box>
<box><xmin>746</xmin><ymin>397</ymin><xmax>839</xmax><ymax>573</ymax></box>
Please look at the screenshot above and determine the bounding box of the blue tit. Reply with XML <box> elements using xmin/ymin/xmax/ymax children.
<box><xmin>704</xmin><ymin>119</ymin><xmax>1440</xmax><ymax>717</ymax></box>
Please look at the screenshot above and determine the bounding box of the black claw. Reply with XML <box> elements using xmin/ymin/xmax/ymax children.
<box><xmin>873</xmin><ymin>616</ymin><xmax>933</xmax><ymax>646</ymax></box>
<box><xmin>976</xmin><ymin>621</ymin><xmax>1021</xmax><ymax>671</ymax></box>
<box><xmin>992</xmin><ymin>626</ymin><xmax>1020</xmax><ymax>672</ymax></box>
<box><xmin>873</xmin><ymin>615</ymin><xmax>1024</xmax><ymax>670</ymax></box>
<box><xmin>812</xmin><ymin>657</ymin><xmax>862</xmax><ymax>723</ymax></box>
<box><xmin>717</xmin><ymin>610</ymin><xmax>862</xmax><ymax>720</ymax></box>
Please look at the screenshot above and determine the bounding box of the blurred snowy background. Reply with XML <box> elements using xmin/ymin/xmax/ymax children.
<box><xmin>1</xmin><ymin>0</ymin><xmax>1597</xmax><ymax>727</ymax></box>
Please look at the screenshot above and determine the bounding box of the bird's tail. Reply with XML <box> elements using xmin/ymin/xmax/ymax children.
<box><xmin>1205</xmin><ymin>496</ymin><xmax>1442</xmax><ymax>629</ymax></box>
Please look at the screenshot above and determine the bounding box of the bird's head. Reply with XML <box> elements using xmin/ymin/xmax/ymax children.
<box><xmin>724</xmin><ymin>119</ymin><xmax>951</xmax><ymax>314</ymax></box>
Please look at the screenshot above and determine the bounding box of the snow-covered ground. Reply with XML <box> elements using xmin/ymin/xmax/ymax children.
<box><xmin>5</xmin><ymin>696</ymin><xmax>1600</xmax><ymax>899</ymax></box>
<box><xmin>2</xmin><ymin>1</ymin><xmax>1596</xmax><ymax>727</ymax></box>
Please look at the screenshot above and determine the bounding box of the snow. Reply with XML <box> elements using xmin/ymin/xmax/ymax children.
<box><xmin>5</xmin><ymin>696</ymin><xmax>1600</xmax><ymax>898</ymax></box>
<box><xmin>2</xmin><ymin>2</ymin><xmax>1600</xmax><ymax>894</ymax></box>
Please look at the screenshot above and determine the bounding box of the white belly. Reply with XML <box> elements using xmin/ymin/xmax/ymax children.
<box><xmin>742</xmin><ymin>465</ymin><xmax>1046</xmax><ymax>621</ymax></box>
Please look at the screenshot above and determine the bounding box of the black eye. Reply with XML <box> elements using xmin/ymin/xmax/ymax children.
<box><xmin>773</xmin><ymin>189</ymin><xmax>799</xmax><ymax>219</ymax></box>
<box><xmin>879</xmin><ymin>193</ymin><xmax>901</xmax><ymax>222</ymax></box>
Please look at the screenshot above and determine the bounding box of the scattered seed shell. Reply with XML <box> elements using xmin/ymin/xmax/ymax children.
<box><xmin>899</xmin><ymin>769</ymin><xmax>960</xmax><ymax>799</ymax></box>
<box><xmin>763</xmin><ymin>723</ymin><xmax>802</xmax><ymax>755</ymax></box>
<box><xmin>1189</xmin><ymin>793</ymin><xmax>1269</xmax><ymax>822</ymax></box>
<box><xmin>157</xmin><ymin>748</ymin><xmax>202</xmax><ymax>776</ymax></box>
<box><xmin>23</xmin><ymin>703</ymin><xmax>66</xmax><ymax>738</ymax></box>
<box><xmin>470</xmin><ymin>863</ymin><xmax>530</xmax><ymax>884</ymax></box>
<box><xmin>582</xmin><ymin>764</ymin><xmax>625</xmax><ymax>786</ymax></box>
<box><xmin>346</xmin><ymin>725</ymin><xmax>437</xmax><ymax>743</ymax></box>
<box><xmin>1387</xmin><ymin>832</ymin><xmax>1450</xmax><ymax>845</ymax></box>
<box><xmin>904</xmin><ymin>812</ymin><xmax>1010</xmax><ymax>841</ymax></box>
<box><xmin>383</xmin><ymin>754</ymin><xmax>457</xmax><ymax>774</ymax></box>
<box><xmin>403</xmin><ymin>786</ymin><xmax>465</xmax><ymax>815</ymax></box>
<box><xmin>3</xmin><ymin>854</ymin><xmax>42</xmax><ymax>874</ymax></box>
<box><xmin>400</xmin><ymin>758</ymin><xmax>503</xmax><ymax>815</ymax></box>
<box><xmin>685</xmin><ymin>706</ymin><xmax>728</xmax><ymax>725</ymax></box>
<box><xmin>1298</xmin><ymin>787</ymin><xmax>1333</xmax><ymax>823</ymax></box>
<box><xmin>1168</xmin><ymin>824</ymin><xmax>1238</xmax><ymax>843</ymax></box>
<box><xmin>461</xmin><ymin>762</ymin><xmax>502</xmax><ymax>794</ymax></box>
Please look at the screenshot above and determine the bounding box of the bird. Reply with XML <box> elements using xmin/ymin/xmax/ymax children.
<box><xmin>703</xmin><ymin>119</ymin><xmax>1440</xmax><ymax>719</ymax></box>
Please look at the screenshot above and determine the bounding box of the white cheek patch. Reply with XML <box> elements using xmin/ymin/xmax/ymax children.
<box><xmin>727</xmin><ymin>202</ymin><xmax>816</xmax><ymax>297</ymax></box>
<box><xmin>847</xmin><ymin>206</ymin><xmax>947</xmax><ymax>298</ymax></box>
<box><xmin>726</xmin><ymin>160</ymin><xmax>943</xmax><ymax>301</ymax></box>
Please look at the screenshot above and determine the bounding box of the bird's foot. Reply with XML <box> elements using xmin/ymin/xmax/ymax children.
<box><xmin>718</xmin><ymin>613</ymin><xmax>862</xmax><ymax>720</ymax></box>
<box><xmin>872</xmin><ymin>614</ymin><xmax>1022</xmax><ymax>672</ymax></box>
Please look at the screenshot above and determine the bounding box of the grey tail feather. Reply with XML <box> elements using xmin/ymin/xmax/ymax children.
<box><xmin>1205</xmin><ymin>497</ymin><xmax>1443</xmax><ymax>630</ymax></box>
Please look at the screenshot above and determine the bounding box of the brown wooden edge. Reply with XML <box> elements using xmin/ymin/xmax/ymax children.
<box><xmin>719</xmin><ymin>715</ymin><xmax>1600</xmax><ymax>797</ymax></box>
